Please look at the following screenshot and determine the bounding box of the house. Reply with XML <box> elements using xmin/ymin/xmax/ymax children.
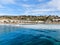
<box><xmin>53</xmin><ymin>19</ymin><xmax>60</xmax><ymax>22</ymax></box>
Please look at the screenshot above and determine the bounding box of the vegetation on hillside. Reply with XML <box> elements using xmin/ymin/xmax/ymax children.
<box><xmin>0</xmin><ymin>15</ymin><xmax>59</xmax><ymax>21</ymax></box>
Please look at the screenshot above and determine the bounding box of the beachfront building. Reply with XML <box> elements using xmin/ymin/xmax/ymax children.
<box><xmin>53</xmin><ymin>19</ymin><xmax>60</xmax><ymax>22</ymax></box>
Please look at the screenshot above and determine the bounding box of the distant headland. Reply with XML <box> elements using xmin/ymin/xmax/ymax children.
<box><xmin>0</xmin><ymin>15</ymin><xmax>60</xmax><ymax>24</ymax></box>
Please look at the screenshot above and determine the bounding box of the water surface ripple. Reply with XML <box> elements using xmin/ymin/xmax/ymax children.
<box><xmin>0</xmin><ymin>25</ymin><xmax>60</xmax><ymax>45</ymax></box>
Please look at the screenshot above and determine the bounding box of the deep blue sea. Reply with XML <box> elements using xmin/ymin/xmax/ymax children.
<box><xmin>0</xmin><ymin>25</ymin><xmax>60</xmax><ymax>45</ymax></box>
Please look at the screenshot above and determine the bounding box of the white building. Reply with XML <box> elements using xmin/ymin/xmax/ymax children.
<box><xmin>53</xmin><ymin>19</ymin><xmax>60</xmax><ymax>22</ymax></box>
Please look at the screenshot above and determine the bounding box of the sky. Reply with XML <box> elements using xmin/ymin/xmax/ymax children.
<box><xmin>0</xmin><ymin>0</ymin><xmax>60</xmax><ymax>16</ymax></box>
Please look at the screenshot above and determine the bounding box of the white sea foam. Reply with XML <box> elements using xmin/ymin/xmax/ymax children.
<box><xmin>0</xmin><ymin>24</ymin><xmax>60</xmax><ymax>29</ymax></box>
<box><xmin>0</xmin><ymin>24</ymin><xmax>20</xmax><ymax>27</ymax></box>
<box><xmin>19</xmin><ymin>24</ymin><xmax>60</xmax><ymax>30</ymax></box>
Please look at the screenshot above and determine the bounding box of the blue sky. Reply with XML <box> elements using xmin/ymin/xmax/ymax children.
<box><xmin>0</xmin><ymin>0</ymin><xmax>60</xmax><ymax>16</ymax></box>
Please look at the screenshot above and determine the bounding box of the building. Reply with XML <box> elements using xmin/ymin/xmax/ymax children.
<box><xmin>53</xmin><ymin>19</ymin><xmax>60</xmax><ymax>22</ymax></box>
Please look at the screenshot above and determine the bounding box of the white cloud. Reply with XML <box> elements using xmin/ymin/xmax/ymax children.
<box><xmin>35</xmin><ymin>0</ymin><xmax>60</xmax><ymax>11</ymax></box>
<box><xmin>48</xmin><ymin>0</ymin><xmax>60</xmax><ymax>10</ymax></box>
<box><xmin>0</xmin><ymin>0</ymin><xmax>59</xmax><ymax>15</ymax></box>
<box><xmin>22</xmin><ymin>4</ymin><xmax>31</xmax><ymax>8</ymax></box>
<box><xmin>31</xmin><ymin>9</ymin><xmax>57</xmax><ymax>12</ymax></box>
<box><xmin>22</xmin><ymin>8</ymin><xmax>60</xmax><ymax>15</ymax></box>
<box><xmin>21</xmin><ymin>0</ymin><xmax>60</xmax><ymax>15</ymax></box>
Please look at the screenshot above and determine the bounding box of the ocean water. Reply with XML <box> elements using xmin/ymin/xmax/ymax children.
<box><xmin>0</xmin><ymin>25</ymin><xmax>60</xmax><ymax>45</ymax></box>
